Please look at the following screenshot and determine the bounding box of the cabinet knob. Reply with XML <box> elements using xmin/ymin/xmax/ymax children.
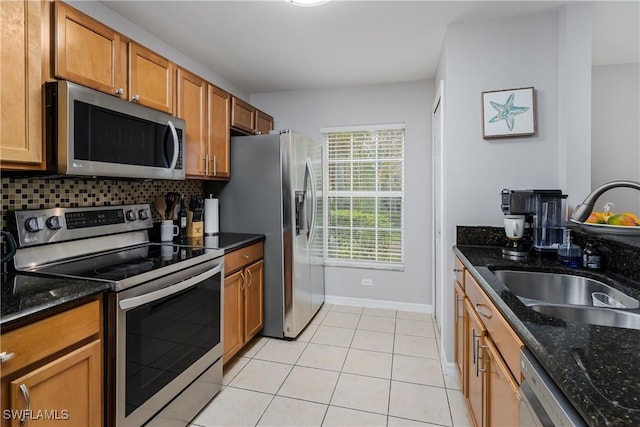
<box><xmin>131</xmin><ymin>95</ymin><xmax>140</xmax><ymax>102</ymax></box>
<box><xmin>0</xmin><ymin>351</ymin><xmax>15</xmax><ymax>363</ymax></box>
<box><xmin>243</xmin><ymin>254</ymin><xmax>249</xmax><ymax>259</ymax></box>
<box><xmin>115</xmin><ymin>88</ymin><xmax>124</xmax><ymax>95</ymax></box>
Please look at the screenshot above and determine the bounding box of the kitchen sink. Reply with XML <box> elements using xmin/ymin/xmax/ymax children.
<box><xmin>492</xmin><ymin>270</ymin><xmax>640</xmax><ymax>308</ymax></box>
<box><xmin>530</xmin><ymin>304</ymin><xmax>640</xmax><ymax>330</ymax></box>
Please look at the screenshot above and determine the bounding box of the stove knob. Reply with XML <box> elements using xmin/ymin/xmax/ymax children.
<box><xmin>46</xmin><ymin>216</ymin><xmax>62</xmax><ymax>230</ymax></box>
<box><xmin>25</xmin><ymin>217</ymin><xmax>44</xmax><ymax>232</ymax></box>
<box><xmin>138</xmin><ymin>209</ymin><xmax>149</xmax><ymax>220</ymax></box>
<box><xmin>125</xmin><ymin>210</ymin><xmax>137</xmax><ymax>221</ymax></box>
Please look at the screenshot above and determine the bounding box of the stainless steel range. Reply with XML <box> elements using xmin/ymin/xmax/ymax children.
<box><xmin>9</xmin><ymin>204</ymin><xmax>224</xmax><ymax>426</ymax></box>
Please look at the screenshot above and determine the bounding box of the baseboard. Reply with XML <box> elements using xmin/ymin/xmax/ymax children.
<box><xmin>324</xmin><ymin>295</ymin><xmax>432</xmax><ymax>313</ymax></box>
<box><xmin>442</xmin><ymin>360</ymin><xmax>458</xmax><ymax>377</ymax></box>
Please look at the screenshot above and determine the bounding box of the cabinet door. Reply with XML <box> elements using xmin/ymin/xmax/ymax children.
<box><xmin>464</xmin><ymin>299</ymin><xmax>486</xmax><ymax>427</ymax></box>
<box><xmin>223</xmin><ymin>270</ymin><xmax>244</xmax><ymax>363</ymax></box>
<box><xmin>454</xmin><ymin>281</ymin><xmax>466</xmax><ymax>391</ymax></box>
<box><xmin>0</xmin><ymin>0</ymin><xmax>44</xmax><ymax>169</ymax></box>
<box><xmin>7</xmin><ymin>340</ymin><xmax>102</xmax><ymax>427</ymax></box>
<box><xmin>128</xmin><ymin>41</ymin><xmax>173</xmax><ymax>113</ymax></box>
<box><xmin>54</xmin><ymin>1</ymin><xmax>124</xmax><ymax>96</ymax></box>
<box><xmin>177</xmin><ymin>68</ymin><xmax>207</xmax><ymax>177</ymax></box>
<box><xmin>255</xmin><ymin>110</ymin><xmax>273</xmax><ymax>135</ymax></box>
<box><xmin>244</xmin><ymin>260</ymin><xmax>264</xmax><ymax>341</ymax></box>
<box><xmin>230</xmin><ymin>97</ymin><xmax>255</xmax><ymax>134</ymax></box>
<box><xmin>207</xmin><ymin>84</ymin><xmax>230</xmax><ymax>179</ymax></box>
<box><xmin>485</xmin><ymin>338</ymin><xmax>519</xmax><ymax>427</ymax></box>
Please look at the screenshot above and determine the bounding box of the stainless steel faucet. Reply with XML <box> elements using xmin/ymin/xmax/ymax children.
<box><xmin>570</xmin><ymin>180</ymin><xmax>640</xmax><ymax>222</ymax></box>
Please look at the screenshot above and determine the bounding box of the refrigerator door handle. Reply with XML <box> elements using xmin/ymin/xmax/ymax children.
<box><xmin>306</xmin><ymin>157</ymin><xmax>317</xmax><ymax>244</ymax></box>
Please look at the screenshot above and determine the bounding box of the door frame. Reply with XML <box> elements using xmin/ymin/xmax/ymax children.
<box><xmin>431</xmin><ymin>80</ymin><xmax>445</xmax><ymax>336</ymax></box>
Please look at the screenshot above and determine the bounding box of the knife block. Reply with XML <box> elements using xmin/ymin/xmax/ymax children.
<box><xmin>187</xmin><ymin>211</ymin><xmax>203</xmax><ymax>238</ymax></box>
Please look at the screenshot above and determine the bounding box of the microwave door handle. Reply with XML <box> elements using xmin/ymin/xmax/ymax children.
<box><xmin>167</xmin><ymin>120</ymin><xmax>180</xmax><ymax>170</ymax></box>
<box><xmin>118</xmin><ymin>263</ymin><xmax>222</xmax><ymax>310</ymax></box>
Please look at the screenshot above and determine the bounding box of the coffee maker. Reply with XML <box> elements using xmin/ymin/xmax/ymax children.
<box><xmin>501</xmin><ymin>189</ymin><xmax>568</xmax><ymax>258</ymax></box>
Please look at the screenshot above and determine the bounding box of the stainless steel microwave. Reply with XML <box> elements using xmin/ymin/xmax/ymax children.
<box><xmin>45</xmin><ymin>80</ymin><xmax>185</xmax><ymax>180</ymax></box>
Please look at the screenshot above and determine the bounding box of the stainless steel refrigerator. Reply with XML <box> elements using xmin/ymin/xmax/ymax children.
<box><xmin>217</xmin><ymin>130</ymin><xmax>324</xmax><ymax>339</ymax></box>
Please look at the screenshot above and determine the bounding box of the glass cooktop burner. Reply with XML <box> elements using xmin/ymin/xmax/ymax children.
<box><xmin>31</xmin><ymin>243</ymin><xmax>209</xmax><ymax>284</ymax></box>
<box><xmin>94</xmin><ymin>260</ymin><xmax>154</xmax><ymax>280</ymax></box>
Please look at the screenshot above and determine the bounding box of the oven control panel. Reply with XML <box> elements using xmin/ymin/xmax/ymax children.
<box><xmin>9</xmin><ymin>204</ymin><xmax>153</xmax><ymax>248</ymax></box>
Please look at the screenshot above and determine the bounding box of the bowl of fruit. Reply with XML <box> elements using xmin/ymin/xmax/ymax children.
<box><xmin>570</xmin><ymin>203</ymin><xmax>640</xmax><ymax>235</ymax></box>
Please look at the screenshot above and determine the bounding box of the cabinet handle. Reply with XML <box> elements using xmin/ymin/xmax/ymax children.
<box><xmin>475</xmin><ymin>342</ymin><xmax>488</xmax><ymax>377</ymax></box>
<box><xmin>472</xmin><ymin>329</ymin><xmax>482</xmax><ymax>364</ymax></box>
<box><xmin>243</xmin><ymin>254</ymin><xmax>249</xmax><ymax>260</ymax></box>
<box><xmin>115</xmin><ymin>87</ymin><xmax>124</xmax><ymax>95</ymax></box>
<box><xmin>19</xmin><ymin>384</ymin><xmax>30</xmax><ymax>426</ymax></box>
<box><xmin>0</xmin><ymin>351</ymin><xmax>15</xmax><ymax>363</ymax></box>
<box><xmin>453</xmin><ymin>268</ymin><xmax>463</xmax><ymax>272</ymax></box>
<box><xmin>475</xmin><ymin>303</ymin><xmax>493</xmax><ymax>319</ymax></box>
<box><xmin>131</xmin><ymin>94</ymin><xmax>140</xmax><ymax>102</ymax></box>
<box><xmin>456</xmin><ymin>296</ymin><xmax>464</xmax><ymax>319</ymax></box>
<box><xmin>213</xmin><ymin>155</ymin><xmax>217</xmax><ymax>176</ymax></box>
<box><xmin>240</xmin><ymin>272</ymin><xmax>246</xmax><ymax>291</ymax></box>
<box><xmin>204</xmin><ymin>154</ymin><xmax>209</xmax><ymax>176</ymax></box>
<box><xmin>247</xmin><ymin>269</ymin><xmax>253</xmax><ymax>288</ymax></box>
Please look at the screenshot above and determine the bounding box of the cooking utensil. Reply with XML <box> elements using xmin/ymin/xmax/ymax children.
<box><xmin>166</xmin><ymin>193</ymin><xmax>180</xmax><ymax>220</ymax></box>
<box><xmin>154</xmin><ymin>196</ymin><xmax>167</xmax><ymax>219</ymax></box>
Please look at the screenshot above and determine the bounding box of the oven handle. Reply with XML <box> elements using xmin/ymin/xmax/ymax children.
<box><xmin>119</xmin><ymin>263</ymin><xmax>223</xmax><ymax>310</ymax></box>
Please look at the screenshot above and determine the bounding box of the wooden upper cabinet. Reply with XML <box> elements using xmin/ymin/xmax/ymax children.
<box><xmin>54</xmin><ymin>1</ymin><xmax>124</xmax><ymax>96</ymax></box>
<box><xmin>207</xmin><ymin>84</ymin><xmax>230</xmax><ymax>179</ymax></box>
<box><xmin>177</xmin><ymin>68</ymin><xmax>207</xmax><ymax>177</ymax></box>
<box><xmin>0</xmin><ymin>0</ymin><xmax>46</xmax><ymax>170</ymax></box>
<box><xmin>256</xmin><ymin>110</ymin><xmax>274</xmax><ymax>135</ymax></box>
<box><xmin>231</xmin><ymin>97</ymin><xmax>255</xmax><ymax>134</ymax></box>
<box><xmin>128</xmin><ymin>41</ymin><xmax>174</xmax><ymax>113</ymax></box>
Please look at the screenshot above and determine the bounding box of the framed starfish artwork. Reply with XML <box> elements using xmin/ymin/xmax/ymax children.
<box><xmin>482</xmin><ymin>87</ymin><xmax>536</xmax><ymax>139</ymax></box>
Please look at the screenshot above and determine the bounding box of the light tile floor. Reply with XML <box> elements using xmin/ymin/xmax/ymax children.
<box><xmin>190</xmin><ymin>304</ymin><xmax>472</xmax><ymax>427</ymax></box>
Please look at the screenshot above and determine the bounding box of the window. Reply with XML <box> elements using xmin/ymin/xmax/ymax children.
<box><xmin>322</xmin><ymin>123</ymin><xmax>404</xmax><ymax>269</ymax></box>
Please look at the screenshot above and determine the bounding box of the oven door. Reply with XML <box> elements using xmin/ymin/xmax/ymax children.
<box><xmin>113</xmin><ymin>257</ymin><xmax>223</xmax><ymax>427</ymax></box>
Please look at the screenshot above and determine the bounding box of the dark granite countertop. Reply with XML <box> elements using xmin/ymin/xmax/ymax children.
<box><xmin>201</xmin><ymin>232</ymin><xmax>265</xmax><ymax>253</ymax></box>
<box><xmin>454</xmin><ymin>244</ymin><xmax>640</xmax><ymax>426</ymax></box>
<box><xmin>0</xmin><ymin>273</ymin><xmax>110</xmax><ymax>329</ymax></box>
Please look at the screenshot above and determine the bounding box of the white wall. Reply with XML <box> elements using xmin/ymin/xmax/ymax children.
<box><xmin>67</xmin><ymin>1</ymin><xmax>247</xmax><ymax>99</ymax></box>
<box><xmin>438</xmin><ymin>9</ymin><xmax>585</xmax><ymax>368</ymax></box>
<box><xmin>252</xmin><ymin>81</ymin><xmax>433</xmax><ymax>310</ymax></box>
<box><xmin>592</xmin><ymin>63</ymin><xmax>640</xmax><ymax>213</ymax></box>
<box><xmin>558</xmin><ymin>5</ymin><xmax>593</xmax><ymax>210</ymax></box>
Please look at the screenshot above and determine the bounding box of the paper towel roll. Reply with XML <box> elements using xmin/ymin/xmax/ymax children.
<box><xmin>204</xmin><ymin>197</ymin><xmax>219</xmax><ymax>235</ymax></box>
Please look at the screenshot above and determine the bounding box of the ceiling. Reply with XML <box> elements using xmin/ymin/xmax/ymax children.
<box><xmin>99</xmin><ymin>1</ymin><xmax>639</xmax><ymax>94</ymax></box>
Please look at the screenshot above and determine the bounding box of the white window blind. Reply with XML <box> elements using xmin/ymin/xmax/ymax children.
<box><xmin>322</xmin><ymin>124</ymin><xmax>404</xmax><ymax>269</ymax></box>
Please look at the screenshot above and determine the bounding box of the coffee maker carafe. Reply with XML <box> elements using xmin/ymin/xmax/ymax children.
<box><xmin>501</xmin><ymin>189</ymin><xmax>567</xmax><ymax>258</ymax></box>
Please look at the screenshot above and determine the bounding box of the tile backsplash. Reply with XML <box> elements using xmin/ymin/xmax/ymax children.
<box><xmin>1</xmin><ymin>176</ymin><xmax>204</xmax><ymax>231</ymax></box>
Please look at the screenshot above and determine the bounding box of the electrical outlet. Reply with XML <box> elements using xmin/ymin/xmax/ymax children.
<box><xmin>361</xmin><ymin>278</ymin><xmax>373</xmax><ymax>287</ymax></box>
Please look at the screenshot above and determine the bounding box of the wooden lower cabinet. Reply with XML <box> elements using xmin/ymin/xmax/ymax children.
<box><xmin>485</xmin><ymin>339</ymin><xmax>520</xmax><ymax>427</ymax></box>
<box><xmin>454</xmin><ymin>281</ymin><xmax>466</xmax><ymax>386</ymax></box>
<box><xmin>223</xmin><ymin>243</ymin><xmax>264</xmax><ymax>364</ymax></box>
<box><xmin>465</xmin><ymin>299</ymin><xmax>486</xmax><ymax>427</ymax></box>
<box><xmin>455</xmin><ymin>257</ymin><xmax>523</xmax><ymax>427</ymax></box>
<box><xmin>0</xmin><ymin>298</ymin><xmax>103</xmax><ymax>427</ymax></box>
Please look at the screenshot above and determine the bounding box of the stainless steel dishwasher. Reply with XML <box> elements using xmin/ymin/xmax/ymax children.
<box><xmin>520</xmin><ymin>350</ymin><xmax>586</xmax><ymax>427</ymax></box>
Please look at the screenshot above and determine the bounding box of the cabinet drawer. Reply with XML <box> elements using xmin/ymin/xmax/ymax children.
<box><xmin>0</xmin><ymin>299</ymin><xmax>101</xmax><ymax>377</ymax></box>
<box><xmin>465</xmin><ymin>271</ymin><xmax>524</xmax><ymax>382</ymax></box>
<box><xmin>225</xmin><ymin>242</ymin><xmax>264</xmax><ymax>275</ymax></box>
<box><xmin>454</xmin><ymin>257</ymin><xmax>465</xmax><ymax>288</ymax></box>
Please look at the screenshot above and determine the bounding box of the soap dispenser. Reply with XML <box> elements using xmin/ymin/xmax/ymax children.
<box><xmin>557</xmin><ymin>229</ymin><xmax>581</xmax><ymax>267</ymax></box>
